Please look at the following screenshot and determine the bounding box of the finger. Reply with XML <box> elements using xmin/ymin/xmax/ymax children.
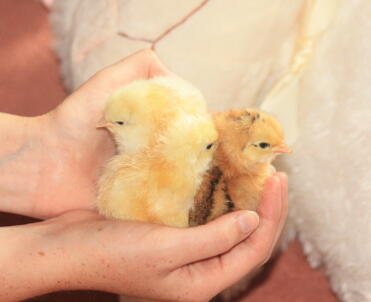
<box><xmin>243</xmin><ymin>174</ymin><xmax>284</xmax><ymax>258</ymax></box>
<box><xmin>66</xmin><ymin>49</ymin><xmax>174</xmax><ymax>121</ymax></box>
<box><xmin>178</xmin><ymin>175</ymin><xmax>283</xmax><ymax>292</ymax></box>
<box><xmin>39</xmin><ymin>210</ymin><xmax>101</xmax><ymax>225</ymax></box>
<box><xmin>91</xmin><ymin>49</ymin><xmax>173</xmax><ymax>89</ymax></box>
<box><xmin>167</xmin><ymin>210</ymin><xmax>259</xmax><ymax>267</ymax></box>
<box><xmin>278</xmin><ymin>172</ymin><xmax>288</xmax><ymax>217</ymax></box>
<box><xmin>221</xmin><ymin>175</ymin><xmax>282</xmax><ymax>276</ymax></box>
<box><xmin>272</xmin><ymin>172</ymin><xmax>288</xmax><ymax>246</ymax></box>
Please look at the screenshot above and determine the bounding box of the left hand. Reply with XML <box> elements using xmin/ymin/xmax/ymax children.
<box><xmin>0</xmin><ymin>49</ymin><xmax>172</xmax><ymax>218</ymax></box>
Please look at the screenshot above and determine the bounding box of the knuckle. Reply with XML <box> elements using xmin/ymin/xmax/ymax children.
<box><xmin>170</xmin><ymin>289</ymin><xmax>200</xmax><ymax>302</ymax></box>
<box><xmin>218</xmin><ymin>229</ymin><xmax>235</xmax><ymax>249</ymax></box>
<box><xmin>178</xmin><ymin>271</ymin><xmax>216</xmax><ymax>302</ymax></box>
<box><xmin>94</xmin><ymin>67</ymin><xmax>111</xmax><ymax>80</ymax></box>
<box><xmin>185</xmin><ymin>290</ymin><xmax>213</xmax><ymax>302</ymax></box>
<box><xmin>133</xmin><ymin>48</ymin><xmax>156</xmax><ymax>64</ymax></box>
<box><xmin>139</xmin><ymin>48</ymin><xmax>155</xmax><ymax>57</ymax></box>
<box><xmin>259</xmin><ymin>249</ymin><xmax>273</xmax><ymax>266</ymax></box>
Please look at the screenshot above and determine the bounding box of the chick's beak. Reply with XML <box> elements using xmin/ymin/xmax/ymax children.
<box><xmin>96</xmin><ymin>120</ymin><xmax>114</xmax><ymax>129</ymax></box>
<box><xmin>273</xmin><ymin>143</ymin><xmax>292</xmax><ymax>154</ymax></box>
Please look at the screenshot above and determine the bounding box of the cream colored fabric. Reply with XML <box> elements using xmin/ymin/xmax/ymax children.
<box><xmin>51</xmin><ymin>0</ymin><xmax>339</xmax><ymax>144</ymax></box>
<box><xmin>260</xmin><ymin>0</ymin><xmax>339</xmax><ymax>144</ymax></box>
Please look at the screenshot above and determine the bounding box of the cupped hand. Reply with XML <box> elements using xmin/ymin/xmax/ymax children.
<box><xmin>30</xmin><ymin>49</ymin><xmax>173</xmax><ymax>218</ymax></box>
<box><xmin>5</xmin><ymin>173</ymin><xmax>287</xmax><ymax>302</ymax></box>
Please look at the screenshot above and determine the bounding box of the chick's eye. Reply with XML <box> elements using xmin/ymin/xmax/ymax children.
<box><xmin>206</xmin><ymin>143</ymin><xmax>213</xmax><ymax>150</ymax></box>
<box><xmin>115</xmin><ymin>121</ymin><xmax>124</xmax><ymax>126</ymax></box>
<box><xmin>259</xmin><ymin>142</ymin><xmax>270</xmax><ymax>149</ymax></box>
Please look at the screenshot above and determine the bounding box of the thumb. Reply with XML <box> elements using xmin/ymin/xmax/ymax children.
<box><xmin>172</xmin><ymin>210</ymin><xmax>259</xmax><ymax>266</ymax></box>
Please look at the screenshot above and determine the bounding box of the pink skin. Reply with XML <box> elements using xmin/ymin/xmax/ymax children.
<box><xmin>0</xmin><ymin>174</ymin><xmax>287</xmax><ymax>301</ymax></box>
<box><xmin>40</xmin><ymin>0</ymin><xmax>53</xmax><ymax>8</ymax></box>
<box><xmin>0</xmin><ymin>49</ymin><xmax>173</xmax><ymax>219</ymax></box>
<box><xmin>0</xmin><ymin>49</ymin><xmax>288</xmax><ymax>301</ymax></box>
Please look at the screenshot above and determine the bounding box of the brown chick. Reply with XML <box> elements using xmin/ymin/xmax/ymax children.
<box><xmin>190</xmin><ymin>109</ymin><xmax>291</xmax><ymax>225</ymax></box>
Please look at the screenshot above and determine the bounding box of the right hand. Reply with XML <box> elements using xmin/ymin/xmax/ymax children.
<box><xmin>4</xmin><ymin>173</ymin><xmax>287</xmax><ymax>302</ymax></box>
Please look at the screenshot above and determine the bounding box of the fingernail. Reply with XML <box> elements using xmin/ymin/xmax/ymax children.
<box><xmin>277</xmin><ymin>172</ymin><xmax>288</xmax><ymax>181</ymax></box>
<box><xmin>273</xmin><ymin>173</ymin><xmax>280</xmax><ymax>181</ymax></box>
<box><xmin>237</xmin><ymin>211</ymin><xmax>259</xmax><ymax>233</ymax></box>
<box><xmin>268</xmin><ymin>165</ymin><xmax>276</xmax><ymax>174</ymax></box>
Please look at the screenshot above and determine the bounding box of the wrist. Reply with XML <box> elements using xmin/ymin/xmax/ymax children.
<box><xmin>0</xmin><ymin>113</ymin><xmax>50</xmax><ymax>217</ymax></box>
<box><xmin>0</xmin><ymin>224</ymin><xmax>62</xmax><ymax>300</ymax></box>
<box><xmin>0</xmin><ymin>113</ymin><xmax>31</xmax><ymax>158</ymax></box>
<box><xmin>0</xmin><ymin>218</ymin><xmax>88</xmax><ymax>301</ymax></box>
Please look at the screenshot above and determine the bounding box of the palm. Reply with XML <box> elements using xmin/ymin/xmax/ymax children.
<box><xmin>34</xmin><ymin>116</ymin><xmax>114</xmax><ymax>217</ymax></box>
<box><xmin>31</xmin><ymin>50</ymin><xmax>172</xmax><ymax>218</ymax></box>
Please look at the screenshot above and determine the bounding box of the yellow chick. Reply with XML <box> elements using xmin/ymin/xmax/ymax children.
<box><xmin>190</xmin><ymin>109</ymin><xmax>291</xmax><ymax>225</ymax></box>
<box><xmin>97</xmin><ymin>77</ymin><xmax>209</xmax><ymax>154</ymax></box>
<box><xmin>97</xmin><ymin>77</ymin><xmax>218</xmax><ymax>227</ymax></box>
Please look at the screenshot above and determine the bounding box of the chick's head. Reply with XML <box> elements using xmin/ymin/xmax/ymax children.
<box><xmin>157</xmin><ymin>113</ymin><xmax>218</xmax><ymax>178</ymax></box>
<box><xmin>98</xmin><ymin>77</ymin><xmax>209</xmax><ymax>154</ymax></box>
<box><xmin>215</xmin><ymin>109</ymin><xmax>291</xmax><ymax>169</ymax></box>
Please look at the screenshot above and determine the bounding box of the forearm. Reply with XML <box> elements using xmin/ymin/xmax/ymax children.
<box><xmin>0</xmin><ymin>113</ymin><xmax>44</xmax><ymax>216</ymax></box>
<box><xmin>0</xmin><ymin>222</ymin><xmax>77</xmax><ymax>301</ymax></box>
<box><xmin>0</xmin><ymin>213</ymin><xmax>132</xmax><ymax>301</ymax></box>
